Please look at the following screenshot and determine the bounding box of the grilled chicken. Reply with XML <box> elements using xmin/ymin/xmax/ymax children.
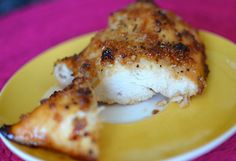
<box><xmin>55</xmin><ymin>0</ymin><xmax>208</xmax><ymax>105</ymax></box>
<box><xmin>0</xmin><ymin>78</ymin><xmax>100</xmax><ymax>161</ymax></box>
<box><xmin>0</xmin><ymin>1</ymin><xmax>208</xmax><ymax>161</ymax></box>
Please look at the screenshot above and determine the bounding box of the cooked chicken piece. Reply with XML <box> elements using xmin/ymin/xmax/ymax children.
<box><xmin>54</xmin><ymin>0</ymin><xmax>208</xmax><ymax>105</ymax></box>
<box><xmin>0</xmin><ymin>1</ymin><xmax>209</xmax><ymax>161</ymax></box>
<box><xmin>0</xmin><ymin>78</ymin><xmax>100</xmax><ymax>161</ymax></box>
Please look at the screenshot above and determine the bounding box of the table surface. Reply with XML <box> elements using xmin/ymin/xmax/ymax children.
<box><xmin>0</xmin><ymin>0</ymin><xmax>236</xmax><ymax>160</ymax></box>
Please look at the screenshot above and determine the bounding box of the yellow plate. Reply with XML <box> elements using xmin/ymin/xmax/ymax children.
<box><xmin>1</xmin><ymin>31</ymin><xmax>236</xmax><ymax>161</ymax></box>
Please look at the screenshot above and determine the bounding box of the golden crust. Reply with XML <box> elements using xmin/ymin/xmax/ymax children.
<box><xmin>56</xmin><ymin>1</ymin><xmax>208</xmax><ymax>95</ymax></box>
<box><xmin>0</xmin><ymin>78</ymin><xmax>99</xmax><ymax>161</ymax></box>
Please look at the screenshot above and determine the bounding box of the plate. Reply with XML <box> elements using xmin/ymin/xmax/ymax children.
<box><xmin>1</xmin><ymin>31</ymin><xmax>236</xmax><ymax>161</ymax></box>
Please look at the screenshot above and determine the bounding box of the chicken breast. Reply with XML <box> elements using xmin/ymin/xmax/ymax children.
<box><xmin>0</xmin><ymin>78</ymin><xmax>100</xmax><ymax>161</ymax></box>
<box><xmin>54</xmin><ymin>0</ymin><xmax>208</xmax><ymax>105</ymax></box>
<box><xmin>0</xmin><ymin>1</ymin><xmax>209</xmax><ymax>161</ymax></box>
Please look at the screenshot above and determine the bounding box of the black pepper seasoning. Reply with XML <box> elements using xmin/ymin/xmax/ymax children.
<box><xmin>101</xmin><ymin>48</ymin><xmax>114</xmax><ymax>62</ymax></box>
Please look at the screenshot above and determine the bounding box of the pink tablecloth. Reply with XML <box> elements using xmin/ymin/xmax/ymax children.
<box><xmin>0</xmin><ymin>0</ymin><xmax>235</xmax><ymax>160</ymax></box>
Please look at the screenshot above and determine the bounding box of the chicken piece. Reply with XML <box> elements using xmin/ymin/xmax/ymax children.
<box><xmin>0</xmin><ymin>78</ymin><xmax>99</xmax><ymax>161</ymax></box>
<box><xmin>0</xmin><ymin>1</ymin><xmax>208</xmax><ymax>161</ymax></box>
<box><xmin>54</xmin><ymin>0</ymin><xmax>208</xmax><ymax>105</ymax></box>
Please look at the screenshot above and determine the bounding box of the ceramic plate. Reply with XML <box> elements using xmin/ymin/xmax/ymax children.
<box><xmin>1</xmin><ymin>31</ymin><xmax>236</xmax><ymax>161</ymax></box>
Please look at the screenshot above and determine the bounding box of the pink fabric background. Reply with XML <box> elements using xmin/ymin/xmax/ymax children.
<box><xmin>0</xmin><ymin>0</ymin><xmax>236</xmax><ymax>160</ymax></box>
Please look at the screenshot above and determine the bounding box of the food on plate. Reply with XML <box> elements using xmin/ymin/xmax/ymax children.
<box><xmin>0</xmin><ymin>78</ymin><xmax>100</xmax><ymax>161</ymax></box>
<box><xmin>55</xmin><ymin>0</ymin><xmax>208</xmax><ymax>105</ymax></box>
<box><xmin>0</xmin><ymin>0</ymin><xmax>208</xmax><ymax>160</ymax></box>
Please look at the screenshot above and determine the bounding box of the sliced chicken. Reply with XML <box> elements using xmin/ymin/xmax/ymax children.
<box><xmin>0</xmin><ymin>1</ymin><xmax>209</xmax><ymax>161</ymax></box>
<box><xmin>0</xmin><ymin>78</ymin><xmax>100</xmax><ymax>161</ymax></box>
<box><xmin>54</xmin><ymin>0</ymin><xmax>208</xmax><ymax>105</ymax></box>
